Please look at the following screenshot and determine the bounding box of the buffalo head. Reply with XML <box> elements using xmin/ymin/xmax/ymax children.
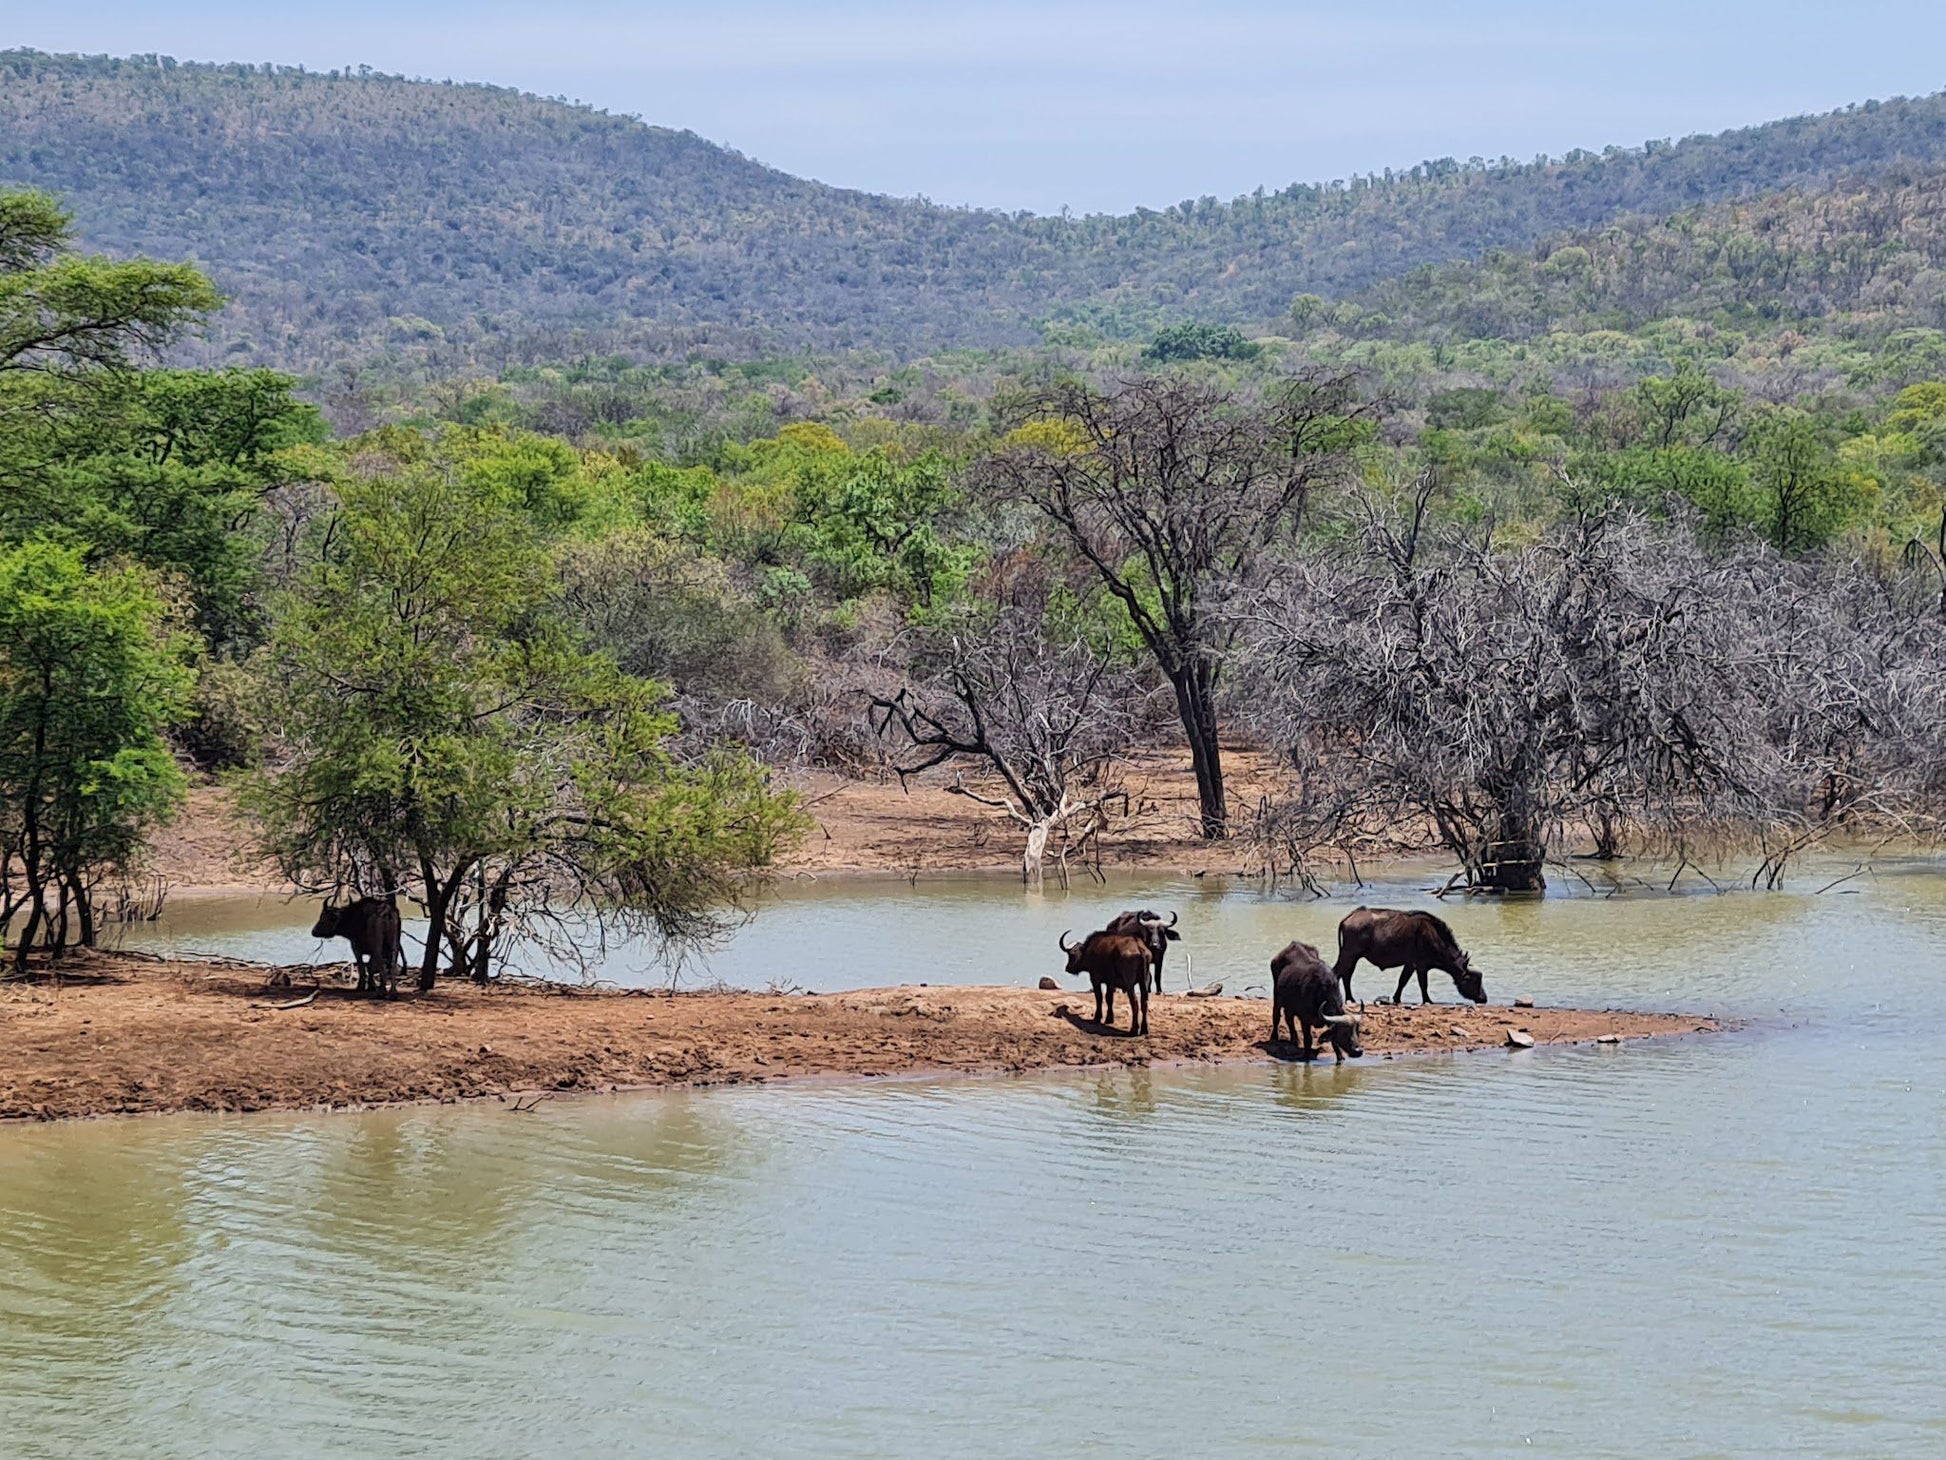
<box><xmin>311</xmin><ymin>902</ymin><xmax>344</xmax><ymax>940</ymax></box>
<box><xmin>1451</xmin><ymin>954</ymin><xmax>1487</xmax><ymax>1004</ymax></box>
<box><xmin>1321</xmin><ymin>1010</ymin><xmax>1365</xmax><ymax>1059</ymax></box>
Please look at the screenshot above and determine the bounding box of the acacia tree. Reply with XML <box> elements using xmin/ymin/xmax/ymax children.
<box><xmin>867</xmin><ymin>559</ymin><xmax>1162</xmax><ymax>884</ymax></box>
<box><xmin>0</xmin><ymin>544</ymin><xmax>189</xmax><ymax>967</ymax></box>
<box><xmin>977</xmin><ymin>373</ymin><xmax>1377</xmax><ymax>838</ymax></box>
<box><xmin>243</xmin><ymin>461</ymin><xmax>805</xmax><ymax>988</ymax></box>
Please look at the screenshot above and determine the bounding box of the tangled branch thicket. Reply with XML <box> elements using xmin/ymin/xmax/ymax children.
<box><xmin>1230</xmin><ymin>482</ymin><xmax>1946</xmax><ymax>890</ymax></box>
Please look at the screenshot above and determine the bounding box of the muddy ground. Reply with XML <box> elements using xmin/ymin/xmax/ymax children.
<box><xmin>0</xmin><ymin>952</ymin><xmax>1720</xmax><ymax>1121</ymax></box>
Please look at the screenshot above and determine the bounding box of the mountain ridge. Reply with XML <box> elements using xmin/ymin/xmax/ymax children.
<box><xmin>8</xmin><ymin>48</ymin><xmax>1946</xmax><ymax>368</ymax></box>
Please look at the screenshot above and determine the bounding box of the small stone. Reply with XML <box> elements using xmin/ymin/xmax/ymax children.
<box><xmin>1038</xmin><ymin>976</ymin><xmax>1060</xmax><ymax>991</ymax></box>
<box><xmin>1449</xmin><ymin>1025</ymin><xmax>1467</xmax><ymax>1037</ymax></box>
<box><xmin>1513</xmin><ymin>997</ymin><xmax>1535</xmax><ymax>1009</ymax></box>
<box><xmin>478</xmin><ymin>1044</ymin><xmax>494</xmax><ymax>1056</ymax></box>
<box><xmin>1596</xmin><ymin>1034</ymin><xmax>1622</xmax><ymax>1045</ymax></box>
<box><xmin>1504</xmin><ymin>1029</ymin><xmax>1535</xmax><ymax>1049</ymax></box>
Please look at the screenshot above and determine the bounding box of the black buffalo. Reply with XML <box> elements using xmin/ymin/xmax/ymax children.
<box><xmin>1104</xmin><ymin>909</ymin><xmax>1180</xmax><ymax>993</ymax></box>
<box><xmin>1058</xmin><ymin>929</ymin><xmax>1152</xmax><ymax>1036</ymax></box>
<box><xmin>1269</xmin><ymin>940</ymin><xmax>1364</xmax><ymax>1062</ymax></box>
<box><xmin>1333</xmin><ymin>906</ymin><xmax>1486</xmax><ymax>1007</ymax></box>
<box><xmin>312</xmin><ymin>897</ymin><xmax>403</xmax><ymax>997</ymax></box>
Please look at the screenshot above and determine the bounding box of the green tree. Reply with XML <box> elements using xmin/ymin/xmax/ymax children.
<box><xmin>243</xmin><ymin>461</ymin><xmax>804</xmax><ymax>989</ymax></box>
<box><xmin>1746</xmin><ymin>409</ymin><xmax>1874</xmax><ymax>555</ymax></box>
<box><xmin>0</xmin><ymin>543</ymin><xmax>190</xmax><ymax>967</ymax></box>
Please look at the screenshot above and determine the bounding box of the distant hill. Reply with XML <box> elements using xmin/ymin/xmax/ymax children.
<box><xmin>8</xmin><ymin>49</ymin><xmax>1946</xmax><ymax>369</ymax></box>
<box><xmin>1294</xmin><ymin>167</ymin><xmax>1946</xmax><ymax>351</ymax></box>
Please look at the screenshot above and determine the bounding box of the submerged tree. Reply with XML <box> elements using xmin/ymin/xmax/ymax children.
<box><xmin>0</xmin><ymin>543</ymin><xmax>190</xmax><ymax>967</ymax></box>
<box><xmin>1231</xmin><ymin>486</ymin><xmax>1933</xmax><ymax>891</ymax></box>
<box><xmin>243</xmin><ymin>460</ymin><xmax>805</xmax><ymax>987</ymax></box>
<box><xmin>979</xmin><ymin>372</ymin><xmax>1377</xmax><ymax>838</ymax></box>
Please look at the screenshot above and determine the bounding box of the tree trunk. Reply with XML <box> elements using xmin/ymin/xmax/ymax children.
<box><xmin>1170</xmin><ymin>664</ymin><xmax>1227</xmax><ymax>839</ymax></box>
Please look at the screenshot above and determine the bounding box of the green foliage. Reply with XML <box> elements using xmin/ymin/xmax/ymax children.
<box><xmin>0</xmin><ymin>542</ymin><xmax>190</xmax><ymax>962</ymax></box>
<box><xmin>243</xmin><ymin>460</ymin><xmax>803</xmax><ymax>984</ymax></box>
<box><xmin>1144</xmin><ymin>323</ymin><xmax>1262</xmax><ymax>363</ymax></box>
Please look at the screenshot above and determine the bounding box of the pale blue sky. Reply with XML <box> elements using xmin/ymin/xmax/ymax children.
<box><xmin>13</xmin><ymin>2</ymin><xmax>1946</xmax><ymax>213</ymax></box>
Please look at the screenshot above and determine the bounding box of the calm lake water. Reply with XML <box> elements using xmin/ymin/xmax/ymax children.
<box><xmin>5</xmin><ymin>862</ymin><xmax>1946</xmax><ymax>1456</ymax></box>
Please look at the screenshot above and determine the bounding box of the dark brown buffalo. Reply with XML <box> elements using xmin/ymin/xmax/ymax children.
<box><xmin>312</xmin><ymin>897</ymin><xmax>403</xmax><ymax>996</ymax></box>
<box><xmin>1333</xmin><ymin>906</ymin><xmax>1486</xmax><ymax>1007</ymax></box>
<box><xmin>1104</xmin><ymin>909</ymin><xmax>1180</xmax><ymax>993</ymax></box>
<box><xmin>1058</xmin><ymin>929</ymin><xmax>1151</xmax><ymax>1036</ymax></box>
<box><xmin>1269</xmin><ymin>940</ymin><xmax>1364</xmax><ymax>1061</ymax></box>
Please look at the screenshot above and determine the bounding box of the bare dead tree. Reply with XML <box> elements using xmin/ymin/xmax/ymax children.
<box><xmin>975</xmin><ymin>371</ymin><xmax>1379</xmax><ymax>839</ymax></box>
<box><xmin>868</xmin><ymin>564</ymin><xmax>1164</xmax><ymax>884</ymax></box>
<box><xmin>1231</xmin><ymin>491</ymin><xmax>1939</xmax><ymax>892</ymax></box>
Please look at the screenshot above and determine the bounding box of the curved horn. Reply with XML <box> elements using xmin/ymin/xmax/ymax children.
<box><xmin>1058</xmin><ymin>929</ymin><xmax>1076</xmax><ymax>953</ymax></box>
<box><xmin>1166</xmin><ymin>910</ymin><xmax>1178</xmax><ymax>929</ymax></box>
<box><xmin>1322</xmin><ymin>1013</ymin><xmax>1362</xmax><ymax>1027</ymax></box>
<box><xmin>1138</xmin><ymin>913</ymin><xmax>1167</xmax><ymax>929</ymax></box>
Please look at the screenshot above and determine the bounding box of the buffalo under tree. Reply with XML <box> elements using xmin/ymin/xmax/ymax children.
<box><xmin>1104</xmin><ymin>908</ymin><xmax>1180</xmax><ymax>992</ymax></box>
<box><xmin>977</xmin><ymin>372</ymin><xmax>1379</xmax><ymax>839</ymax></box>
<box><xmin>1269</xmin><ymin>940</ymin><xmax>1364</xmax><ymax>1061</ymax></box>
<box><xmin>1333</xmin><ymin>907</ymin><xmax>1486</xmax><ymax>1007</ymax></box>
<box><xmin>311</xmin><ymin>896</ymin><xmax>402</xmax><ymax>996</ymax></box>
<box><xmin>1058</xmin><ymin>928</ymin><xmax>1151</xmax><ymax>1035</ymax></box>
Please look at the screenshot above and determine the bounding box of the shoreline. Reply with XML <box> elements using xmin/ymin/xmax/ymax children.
<box><xmin>0</xmin><ymin>952</ymin><xmax>1723</xmax><ymax>1123</ymax></box>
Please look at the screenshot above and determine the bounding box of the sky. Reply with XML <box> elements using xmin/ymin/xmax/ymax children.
<box><xmin>13</xmin><ymin>2</ymin><xmax>1946</xmax><ymax>214</ymax></box>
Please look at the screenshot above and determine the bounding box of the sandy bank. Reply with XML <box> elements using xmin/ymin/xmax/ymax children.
<box><xmin>0</xmin><ymin>953</ymin><xmax>1720</xmax><ymax>1121</ymax></box>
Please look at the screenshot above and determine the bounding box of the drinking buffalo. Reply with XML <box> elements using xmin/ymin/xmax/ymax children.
<box><xmin>1058</xmin><ymin>929</ymin><xmax>1151</xmax><ymax>1036</ymax></box>
<box><xmin>1269</xmin><ymin>940</ymin><xmax>1363</xmax><ymax>1062</ymax></box>
<box><xmin>312</xmin><ymin>896</ymin><xmax>403</xmax><ymax>997</ymax></box>
<box><xmin>1333</xmin><ymin>906</ymin><xmax>1486</xmax><ymax>1007</ymax></box>
<box><xmin>1104</xmin><ymin>909</ymin><xmax>1180</xmax><ymax>993</ymax></box>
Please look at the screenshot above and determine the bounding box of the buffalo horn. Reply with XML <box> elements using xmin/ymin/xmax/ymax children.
<box><xmin>1322</xmin><ymin>1013</ymin><xmax>1362</xmax><ymax>1027</ymax></box>
<box><xmin>1058</xmin><ymin>929</ymin><xmax>1075</xmax><ymax>953</ymax></box>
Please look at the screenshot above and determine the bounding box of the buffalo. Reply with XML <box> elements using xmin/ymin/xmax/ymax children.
<box><xmin>1269</xmin><ymin>940</ymin><xmax>1363</xmax><ymax>1062</ymax></box>
<box><xmin>1104</xmin><ymin>908</ymin><xmax>1180</xmax><ymax>993</ymax></box>
<box><xmin>1058</xmin><ymin>929</ymin><xmax>1151</xmax><ymax>1036</ymax></box>
<box><xmin>312</xmin><ymin>896</ymin><xmax>403</xmax><ymax>997</ymax></box>
<box><xmin>1334</xmin><ymin>906</ymin><xmax>1486</xmax><ymax>1007</ymax></box>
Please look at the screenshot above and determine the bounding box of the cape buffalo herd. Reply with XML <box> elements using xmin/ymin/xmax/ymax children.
<box><xmin>1051</xmin><ymin>905</ymin><xmax>1487</xmax><ymax>1053</ymax></box>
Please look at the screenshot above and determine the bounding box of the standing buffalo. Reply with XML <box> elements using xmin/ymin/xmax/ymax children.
<box><xmin>313</xmin><ymin>896</ymin><xmax>403</xmax><ymax>997</ymax></box>
<box><xmin>1334</xmin><ymin>906</ymin><xmax>1486</xmax><ymax>1007</ymax></box>
<box><xmin>1104</xmin><ymin>909</ymin><xmax>1181</xmax><ymax>993</ymax></box>
<box><xmin>1269</xmin><ymin>940</ymin><xmax>1363</xmax><ymax>1062</ymax></box>
<box><xmin>1058</xmin><ymin>929</ymin><xmax>1152</xmax><ymax>1036</ymax></box>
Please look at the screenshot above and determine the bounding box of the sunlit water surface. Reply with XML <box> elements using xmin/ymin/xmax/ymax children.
<box><xmin>5</xmin><ymin>862</ymin><xmax>1946</xmax><ymax>1456</ymax></box>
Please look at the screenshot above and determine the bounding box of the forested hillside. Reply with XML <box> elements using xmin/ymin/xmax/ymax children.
<box><xmin>9</xmin><ymin>48</ymin><xmax>1946</xmax><ymax>368</ymax></box>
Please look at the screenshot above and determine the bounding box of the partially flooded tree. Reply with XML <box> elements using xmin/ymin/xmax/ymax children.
<box><xmin>243</xmin><ymin>461</ymin><xmax>805</xmax><ymax>987</ymax></box>
<box><xmin>869</xmin><ymin>560</ymin><xmax>1161</xmax><ymax>884</ymax></box>
<box><xmin>978</xmin><ymin>372</ymin><xmax>1378</xmax><ymax>838</ymax></box>
<box><xmin>1232</xmin><ymin>485</ymin><xmax>1935</xmax><ymax>891</ymax></box>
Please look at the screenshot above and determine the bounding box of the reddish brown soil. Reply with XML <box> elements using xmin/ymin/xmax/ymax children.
<box><xmin>0</xmin><ymin>953</ymin><xmax>1720</xmax><ymax>1121</ymax></box>
<box><xmin>153</xmin><ymin>749</ymin><xmax>1300</xmax><ymax>897</ymax></box>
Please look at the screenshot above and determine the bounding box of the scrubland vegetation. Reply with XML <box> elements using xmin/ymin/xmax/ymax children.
<box><xmin>5</xmin><ymin>58</ymin><xmax>1946</xmax><ymax>973</ymax></box>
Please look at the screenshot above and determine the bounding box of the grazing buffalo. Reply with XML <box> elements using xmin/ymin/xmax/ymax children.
<box><xmin>1058</xmin><ymin>929</ymin><xmax>1152</xmax><ymax>1036</ymax></box>
<box><xmin>1104</xmin><ymin>909</ymin><xmax>1181</xmax><ymax>993</ymax></box>
<box><xmin>1269</xmin><ymin>940</ymin><xmax>1363</xmax><ymax>1062</ymax></box>
<box><xmin>312</xmin><ymin>897</ymin><xmax>403</xmax><ymax>997</ymax></box>
<box><xmin>1334</xmin><ymin>906</ymin><xmax>1486</xmax><ymax>1007</ymax></box>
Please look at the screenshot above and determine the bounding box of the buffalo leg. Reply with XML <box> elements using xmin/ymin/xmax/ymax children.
<box><xmin>1270</xmin><ymin>1004</ymin><xmax>1284</xmax><ymax>1045</ymax></box>
<box><xmin>1092</xmin><ymin>979</ymin><xmax>1104</xmax><ymax>1025</ymax></box>
<box><xmin>1336</xmin><ymin>958</ymin><xmax>1358</xmax><ymax>1007</ymax></box>
<box><xmin>1392</xmin><ymin>966</ymin><xmax>1413</xmax><ymax>1004</ymax></box>
<box><xmin>1299</xmin><ymin>1022</ymin><xmax>1314</xmax><ymax>1061</ymax></box>
<box><xmin>1133</xmin><ymin>984</ymin><xmax>1147</xmax><ymax>1036</ymax></box>
<box><xmin>1419</xmin><ymin>968</ymin><xmax>1433</xmax><ymax>1004</ymax></box>
<box><xmin>1103</xmin><ymin>986</ymin><xmax>1116</xmax><ymax>1029</ymax></box>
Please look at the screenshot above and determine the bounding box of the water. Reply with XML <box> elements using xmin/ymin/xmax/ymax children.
<box><xmin>6</xmin><ymin>863</ymin><xmax>1946</xmax><ymax>1456</ymax></box>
